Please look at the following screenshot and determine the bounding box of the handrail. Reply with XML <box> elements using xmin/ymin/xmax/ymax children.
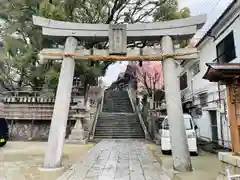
<box><xmin>127</xmin><ymin>87</ymin><xmax>151</xmax><ymax>140</ymax></box>
<box><xmin>100</xmin><ymin>90</ymin><xmax>105</xmax><ymax>112</ymax></box>
<box><xmin>89</xmin><ymin>90</ymin><xmax>104</xmax><ymax>140</ymax></box>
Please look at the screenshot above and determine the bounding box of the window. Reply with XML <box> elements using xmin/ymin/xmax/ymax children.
<box><xmin>180</xmin><ymin>72</ymin><xmax>188</xmax><ymax>90</ymax></box>
<box><xmin>199</xmin><ymin>93</ymin><xmax>208</xmax><ymax>107</ymax></box>
<box><xmin>216</xmin><ymin>31</ymin><xmax>236</xmax><ymax>63</ymax></box>
<box><xmin>162</xmin><ymin>118</ymin><xmax>193</xmax><ymax>130</ymax></box>
<box><xmin>191</xmin><ymin>62</ymin><xmax>200</xmax><ymax>76</ymax></box>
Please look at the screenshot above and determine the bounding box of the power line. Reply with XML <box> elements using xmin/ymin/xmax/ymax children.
<box><xmin>208</xmin><ymin>0</ymin><xmax>221</xmax><ymax>15</ymax></box>
<box><xmin>196</xmin><ymin>0</ymin><xmax>223</xmax><ymax>34</ymax></box>
<box><xmin>195</xmin><ymin>0</ymin><xmax>221</xmax><ymax>16</ymax></box>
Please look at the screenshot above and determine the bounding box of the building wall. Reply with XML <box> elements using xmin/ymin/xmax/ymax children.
<box><xmin>179</xmin><ymin>9</ymin><xmax>240</xmax><ymax>149</ymax></box>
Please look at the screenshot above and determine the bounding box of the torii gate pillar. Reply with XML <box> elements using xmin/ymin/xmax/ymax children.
<box><xmin>161</xmin><ymin>36</ymin><xmax>192</xmax><ymax>171</ymax></box>
<box><xmin>43</xmin><ymin>37</ymin><xmax>78</xmax><ymax>168</ymax></box>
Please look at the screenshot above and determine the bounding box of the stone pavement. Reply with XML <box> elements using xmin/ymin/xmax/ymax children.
<box><xmin>58</xmin><ymin>139</ymin><xmax>170</xmax><ymax>180</ymax></box>
<box><xmin>0</xmin><ymin>141</ymin><xmax>93</xmax><ymax>180</ymax></box>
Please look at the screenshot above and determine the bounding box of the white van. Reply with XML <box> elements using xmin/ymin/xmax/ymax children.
<box><xmin>159</xmin><ymin>114</ymin><xmax>198</xmax><ymax>155</ymax></box>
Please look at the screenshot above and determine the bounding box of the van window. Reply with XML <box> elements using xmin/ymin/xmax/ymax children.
<box><xmin>163</xmin><ymin>117</ymin><xmax>193</xmax><ymax>130</ymax></box>
<box><xmin>183</xmin><ymin>118</ymin><xmax>193</xmax><ymax>130</ymax></box>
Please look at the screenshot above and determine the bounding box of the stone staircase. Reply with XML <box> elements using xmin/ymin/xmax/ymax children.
<box><xmin>102</xmin><ymin>90</ymin><xmax>133</xmax><ymax>113</ymax></box>
<box><xmin>94</xmin><ymin>90</ymin><xmax>145</xmax><ymax>139</ymax></box>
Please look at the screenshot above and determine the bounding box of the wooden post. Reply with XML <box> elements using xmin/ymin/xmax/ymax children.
<box><xmin>226</xmin><ymin>85</ymin><xmax>240</xmax><ymax>153</ymax></box>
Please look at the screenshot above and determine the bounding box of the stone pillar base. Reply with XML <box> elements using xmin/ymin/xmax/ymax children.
<box><xmin>39</xmin><ymin>166</ymin><xmax>64</xmax><ymax>180</ymax></box>
<box><xmin>217</xmin><ymin>152</ymin><xmax>240</xmax><ymax>180</ymax></box>
<box><xmin>68</xmin><ymin>129</ymin><xmax>89</xmax><ymax>144</ymax></box>
<box><xmin>66</xmin><ymin>138</ymin><xmax>88</xmax><ymax>144</ymax></box>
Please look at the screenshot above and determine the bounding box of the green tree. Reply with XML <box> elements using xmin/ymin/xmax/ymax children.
<box><xmin>153</xmin><ymin>0</ymin><xmax>190</xmax><ymax>21</ymax></box>
<box><xmin>0</xmin><ymin>0</ymin><xmax>191</xmax><ymax>94</ymax></box>
<box><xmin>153</xmin><ymin>0</ymin><xmax>191</xmax><ymax>47</ymax></box>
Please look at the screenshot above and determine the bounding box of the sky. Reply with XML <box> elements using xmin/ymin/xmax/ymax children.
<box><xmin>102</xmin><ymin>0</ymin><xmax>233</xmax><ymax>86</ymax></box>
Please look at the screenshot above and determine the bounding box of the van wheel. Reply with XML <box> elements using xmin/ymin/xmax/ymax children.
<box><xmin>0</xmin><ymin>140</ymin><xmax>7</xmax><ymax>147</ymax></box>
<box><xmin>191</xmin><ymin>151</ymin><xmax>198</xmax><ymax>156</ymax></box>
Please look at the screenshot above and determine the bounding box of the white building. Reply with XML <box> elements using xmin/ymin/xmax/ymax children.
<box><xmin>179</xmin><ymin>0</ymin><xmax>240</xmax><ymax>149</ymax></box>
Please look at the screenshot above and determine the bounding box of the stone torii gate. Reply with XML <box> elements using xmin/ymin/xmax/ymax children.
<box><xmin>33</xmin><ymin>15</ymin><xmax>206</xmax><ymax>172</ymax></box>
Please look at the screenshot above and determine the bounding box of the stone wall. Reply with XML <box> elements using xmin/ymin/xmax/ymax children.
<box><xmin>8</xmin><ymin>120</ymin><xmax>76</xmax><ymax>141</ymax></box>
<box><xmin>1</xmin><ymin>92</ymin><xmax>101</xmax><ymax>141</ymax></box>
<box><xmin>217</xmin><ymin>152</ymin><xmax>240</xmax><ymax>179</ymax></box>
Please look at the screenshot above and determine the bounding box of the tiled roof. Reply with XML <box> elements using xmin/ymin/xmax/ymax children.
<box><xmin>203</xmin><ymin>63</ymin><xmax>240</xmax><ymax>82</ymax></box>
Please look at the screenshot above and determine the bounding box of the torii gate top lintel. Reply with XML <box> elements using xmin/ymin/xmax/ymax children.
<box><xmin>32</xmin><ymin>15</ymin><xmax>206</xmax><ymax>41</ymax></box>
<box><xmin>33</xmin><ymin>15</ymin><xmax>206</xmax><ymax>62</ymax></box>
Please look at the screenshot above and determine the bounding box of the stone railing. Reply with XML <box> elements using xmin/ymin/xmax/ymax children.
<box><xmin>217</xmin><ymin>152</ymin><xmax>240</xmax><ymax>179</ymax></box>
<box><xmin>89</xmin><ymin>92</ymin><xmax>104</xmax><ymax>140</ymax></box>
<box><xmin>127</xmin><ymin>86</ymin><xmax>150</xmax><ymax>140</ymax></box>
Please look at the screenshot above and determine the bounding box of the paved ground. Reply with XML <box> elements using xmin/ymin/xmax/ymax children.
<box><xmin>58</xmin><ymin>139</ymin><xmax>171</xmax><ymax>180</ymax></box>
<box><xmin>0</xmin><ymin>140</ymin><xmax>221</xmax><ymax>180</ymax></box>
<box><xmin>147</xmin><ymin>143</ymin><xmax>221</xmax><ymax>180</ymax></box>
<box><xmin>0</xmin><ymin>141</ymin><xmax>94</xmax><ymax>180</ymax></box>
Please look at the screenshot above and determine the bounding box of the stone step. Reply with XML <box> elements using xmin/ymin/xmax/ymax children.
<box><xmin>95</xmin><ymin>90</ymin><xmax>144</xmax><ymax>139</ymax></box>
<box><xmin>95</xmin><ymin>129</ymin><xmax>143</xmax><ymax>132</ymax></box>
<box><xmin>98</xmin><ymin>116</ymin><xmax>137</xmax><ymax>119</ymax></box>
<box><xmin>103</xmin><ymin>103</ymin><xmax>130</xmax><ymax>107</ymax></box>
<box><xmin>95</xmin><ymin>131</ymin><xmax>143</xmax><ymax>135</ymax></box>
<box><xmin>98</xmin><ymin>115</ymin><xmax>136</xmax><ymax>117</ymax></box>
<box><xmin>95</xmin><ymin>127</ymin><xmax>144</xmax><ymax>133</ymax></box>
<box><xmin>102</xmin><ymin>109</ymin><xmax>133</xmax><ymax>113</ymax></box>
<box><xmin>96</xmin><ymin>124</ymin><xmax>142</xmax><ymax>130</ymax></box>
<box><xmin>102</xmin><ymin>105</ymin><xmax>132</xmax><ymax>109</ymax></box>
<box><xmin>96</xmin><ymin>124</ymin><xmax>141</xmax><ymax>127</ymax></box>
<box><xmin>94</xmin><ymin>135</ymin><xmax>145</xmax><ymax>139</ymax></box>
<box><xmin>95</xmin><ymin>130</ymin><xmax>144</xmax><ymax>134</ymax></box>
<box><xmin>102</xmin><ymin>105</ymin><xmax>133</xmax><ymax>109</ymax></box>
<box><xmin>96</xmin><ymin>124</ymin><xmax>142</xmax><ymax>127</ymax></box>
<box><xmin>95</xmin><ymin>134</ymin><xmax>144</xmax><ymax>137</ymax></box>
<box><xmin>97</xmin><ymin>122</ymin><xmax>139</xmax><ymax>124</ymax></box>
<box><xmin>99</xmin><ymin>113</ymin><xmax>136</xmax><ymax>116</ymax></box>
<box><xmin>95</xmin><ymin>133</ymin><xmax>145</xmax><ymax>136</ymax></box>
<box><xmin>104</xmin><ymin>91</ymin><xmax>128</xmax><ymax>95</ymax></box>
<box><xmin>96</xmin><ymin>117</ymin><xmax>139</xmax><ymax>123</ymax></box>
<box><xmin>96</xmin><ymin>121</ymin><xmax>140</xmax><ymax>124</ymax></box>
<box><xmin>102</xmin><ymin>105</ymin><xmax>131</xmax><ymax>108</ymax></box>
<box><xmin>103</xmin><ymin>98</ymin><xmax>129</xmax><ymax>102</ymax></box>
